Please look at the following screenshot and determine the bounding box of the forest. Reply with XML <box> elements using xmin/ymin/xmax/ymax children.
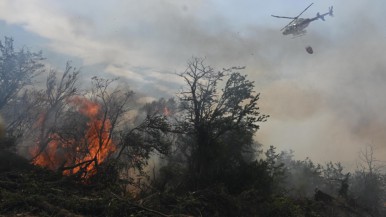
<box><xmin>0</xmin><ymin>37</ymin><xmax>385</xmax><ymax>217</ymax></box>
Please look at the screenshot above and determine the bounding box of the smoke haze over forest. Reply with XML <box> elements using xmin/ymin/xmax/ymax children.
<box><xmin>1</xmin><ymin>0</ymin><xmax>386</xmax><ymax>167</ymax></box>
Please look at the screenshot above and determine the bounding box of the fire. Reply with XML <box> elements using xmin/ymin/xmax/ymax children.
<box><xmin>69</xmin><ymin>97</ymin><xmax>99</xmax><ymax>117</ymax></box>
<box><xmin>31</xmin><ymin>97</ymin><xmax>116</xmax><ymax>179</ymax></box>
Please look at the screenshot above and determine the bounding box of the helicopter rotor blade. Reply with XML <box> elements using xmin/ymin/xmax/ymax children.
<box><xmin>295</xmin><ymin>3</ymin><xmax>314</xmax><ymax>19</ymax></box>
<box><xmin>280</xmin><ymin>22</ymin><xmax>293</xmax><ymax>31</ymax></box>
<box><xmin>271</xmin><ymin>15</ymin><xmax>297</xmax><ymax>19</ymax></box>
<box><xmin>278</xmin><ymin>3</ymin><xmax>314</xmax><ymax>31</ymax></box>
<box><xmin>280</xmin><ymin>18</ymin><xmax>297</xmax><ymax>31</ymax></box>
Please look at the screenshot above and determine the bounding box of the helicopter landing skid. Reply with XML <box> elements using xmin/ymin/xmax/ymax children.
<box><xmin>291</xmin><ymin>30</ymin><xmax>307</xmax><ymax>39</ymax></box>
<box><xmin>292</xmin><ymin>34</ymin><xmax>305</xmax><ymax>39</ymax></box>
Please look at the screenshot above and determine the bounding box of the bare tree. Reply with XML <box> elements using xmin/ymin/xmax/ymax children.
<box><xmin>30</xmin><ymin>62</ymin><xmax>80</xmax><ymax>161</ymax></box>
<box><xmin>0</xmin><ymin>61</ymin><xmax>80</xmax><ymax>155</ymax></box>
<box><xmin>352</xmin><ymin>144</ymin><xmax>386</xmax><ymax>215</ymax></box>
<box><xmin>176</xmin><ymin>57</ymin><xmax>268</xmax><ymax>187</ymax></box>
<box><xmin>0</xmin><ymin>37</ymin><xmax>44</xmax><ymax>111</ymax></box>
<box><xmin>356</xmin><ymin>144</ymin><xmax>384</xmax><ymax>174</ymax></box>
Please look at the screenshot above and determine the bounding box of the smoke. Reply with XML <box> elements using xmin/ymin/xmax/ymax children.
<box><xmin>1</xmin><ymin>0</ymin><xmax>385</xmax><ymax>167</ymax></box>
<box><xmin>255</xmin><ymin>6</ymin><xmax>386</xmax><ymax>166</ymax></box>
<box><xmin>146</xmin><ymin>3</ymin><xmax>386</xmax><ymax>167</ymax></box>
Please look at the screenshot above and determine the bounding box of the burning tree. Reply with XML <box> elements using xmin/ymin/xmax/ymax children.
<box><xmin>29</xmin><ymin>75</ymin><xmax>135</xmax><ymax>179</ymax></box>
<box><xmin>32</xmin><ymin>97</ymin><xmax>117</xmax><ymax>178</ymax></box>
<box><xmin>28</xmin><ymin>72</ymin><xmax>171</xmax><ymax>183</ymax></box>
<box><xmin>0</xmin><ymin>49</ymin><xmax>172</xmax><ymax>183</ymax></box>
<box><xmin>30</xmin><ymin>63</ymin><xmax>80</xmax><ymax>160</ymax></box>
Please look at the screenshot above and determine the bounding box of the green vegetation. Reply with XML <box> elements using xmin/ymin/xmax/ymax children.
<box><xmin>0</xmin><ymin>37</ymin><xmax>385</xmax><ymax>216</ymax></box>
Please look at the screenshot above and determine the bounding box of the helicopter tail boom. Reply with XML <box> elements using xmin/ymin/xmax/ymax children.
<box><xmin>316</xmin><ymin>6</ymin><xmax>333</xmax><ymax>21</ymax></box>
<box><xmin>317</xmin><ymin>12</ymin><xmax>325</xmax><ymax>21</ymax></box>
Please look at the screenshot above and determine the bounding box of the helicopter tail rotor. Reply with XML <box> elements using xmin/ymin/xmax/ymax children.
<box><xmin>328</xmin><ymin>6</ymin><xmax>334</xmax><ymax>17</ymax></box>
<box><xmin>316</xmin><ymin>6</ymin><xmax>333</xmax><ymax>21</ymax></box>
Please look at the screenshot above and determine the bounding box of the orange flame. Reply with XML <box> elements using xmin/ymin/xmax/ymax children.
<box><xmin>31</xmin><ymin>97</ymin><xmax>116</xmax><ymax>179</ymax></box>
<box><xmin>69</xmin><ymin>97</ymin><xmax>99</xmax><ymax>117</ymax></box>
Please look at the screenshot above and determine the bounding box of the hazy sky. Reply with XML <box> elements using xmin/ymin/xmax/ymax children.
<box><xmin>1</xmin><ymin>0</ymin><xmax>386</xmax><ymax>167</ymax></box>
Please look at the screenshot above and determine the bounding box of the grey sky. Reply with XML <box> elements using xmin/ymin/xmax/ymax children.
<box><xmin>1</xmin><ymin>0</ymin><xmax>385</xmax><ymax>167</ymax></box>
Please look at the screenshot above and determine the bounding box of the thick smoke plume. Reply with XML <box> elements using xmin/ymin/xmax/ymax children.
<box><xmin>1</xmin><ymin>0</ymin><xmax>385</xmax><ymax>167</ymax></box>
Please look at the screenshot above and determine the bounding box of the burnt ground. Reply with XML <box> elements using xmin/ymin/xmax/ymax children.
<box><xmin>0</xmin><ymin>149</ymin><xmax>145</xmax><ymax>217</ymax></box>
<box><xmin>0</xmin><ymin>148</ymin><xmax>378</xmax><ymax>217</ymax></box>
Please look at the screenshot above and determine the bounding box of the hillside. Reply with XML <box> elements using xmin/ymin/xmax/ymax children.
<box><xmin>0</xmin><ymin>148</ymin><xmax>377</xmax><ymax>217</ymax></box>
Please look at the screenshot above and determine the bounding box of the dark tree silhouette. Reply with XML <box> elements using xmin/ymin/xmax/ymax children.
<box><xmin>0</xmin><ymin>37</ymin><xmax>44</xmax><ymax>110</ymax></box>
<box><xmin>351</xmin><ymin>145</ymin><xmax>385</xmax><ymax>215</ymax></box>
<box><xmin>176</xmin><ymin>57</ymin><xmax>268</xmax><ymax>188</ymax></box>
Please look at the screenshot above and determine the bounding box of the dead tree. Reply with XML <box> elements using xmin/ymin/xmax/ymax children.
<box><xmin>0</xmin><ymin>37</ymin><xmax>44</xmax><ymax>111</ymax></box>
<box><xmin>31</xmin><ymin>62</ymin><xmax>80</xmax><ymax>162</ymax></box>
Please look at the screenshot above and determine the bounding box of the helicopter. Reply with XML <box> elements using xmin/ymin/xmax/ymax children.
<box><xmin>272</xmin><ymin>3</ymin><xmax>333</xmax><ymax>37</ymax></box>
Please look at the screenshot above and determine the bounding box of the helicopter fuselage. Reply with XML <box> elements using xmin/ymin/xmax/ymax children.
<box><xmin>272</xmin><ymin>4</ymin><xmax>334</xmax><ymax>37</ymax></box>
<box><xmin>282</xmin><ymin>18</ymin><xmax>317</xmax><ymax>36</ymax></box>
